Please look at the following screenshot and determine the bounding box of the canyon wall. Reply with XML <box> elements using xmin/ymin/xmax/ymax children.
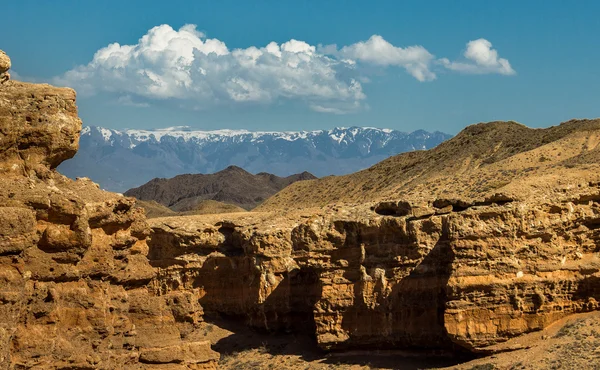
<box><xmin>0</xmin><ymin>53</ymin><xmax>218</xmax><ymax>369</ymax></box>
<box><xmin>148</xmin><ymin>188</ymin><xmax>600</xmax><ymax>352</ymax></box>
<box><xmin>2</xmin><ymin>48</ymin><xmax>600</xmax><ymax>368</ymax></box>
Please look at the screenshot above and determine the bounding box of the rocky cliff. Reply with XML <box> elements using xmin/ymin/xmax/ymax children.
<box><xmin>147</xmin><ymin>119</ymin><xmax>600</xmax><ymax>354</ymax></box>
<box><xmin>3</xmin><ymin>47</ymin><xmax>600</xmax><ymax>368</ymax></box>
<box><xmin>147</xmin><ymin>190</ymin><xmax>600</xmax><ymax>353</ymax></box>
<box><xmin>0</xmin><ymin>52</ymin><xmax>218</xmax><ymax>369</ymax></box>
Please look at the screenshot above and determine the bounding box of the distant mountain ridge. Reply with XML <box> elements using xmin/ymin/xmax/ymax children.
<box><xmin>125</xmin><ymin>165</ymin><xmax>316</xmax><ymax>211</ymax></box>
<box><xmin>258</xmin><ymin>119</ymin><xmax>600</xmax><ymax>211</ymax></box>
<box><xmin>58</xmin><ymin>125</ymin><xmax>452</xmax><ymax>192</ymax></box>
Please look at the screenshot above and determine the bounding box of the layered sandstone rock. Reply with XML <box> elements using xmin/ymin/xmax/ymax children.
<box><xmin>3</xmin><ymin>46</ymin><xmax>600</xmax><ymax>366</ymax></box>
<box><xmin>443</xmin><ymin>188</ymin><xmax>600</xmax><ymax>350</ymax></box>
<box><xmin>0</xmin><ymin>51</ymin><xmax>218</xmax><ymax>369</ymax></box>
<box><xmin>147</xmin><ymin>124</ymin><xmax>600</xmax><ymax>353</ymax></box>
<box><xmin>148</xmin><ymin>188</ymin><xmax>600</xmax><ymax>353</ymax></box>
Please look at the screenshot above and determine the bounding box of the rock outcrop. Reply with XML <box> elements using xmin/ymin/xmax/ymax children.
<box><xmin>148</xmin><ymin>184</ymin><xmax>600</xmax><ymax>353</ymax></box>
<box><xmin>3</xmin><ymin>46</ymin><xmax>600</xmax><ymax>367</ymax></box>
<box><xmin>0</xmin><ymin>51</ymin><xmax>218</xmax><ymax>369</ymax></box>
<box><xmin>147</xmin><ymin>119</ymin><xmax>600</xmax><ymax>353</ymax></box>
<box><xmin>0</xmin><ymin>50</ymin><xmax>10</xmax><ymax>83</ymax></box>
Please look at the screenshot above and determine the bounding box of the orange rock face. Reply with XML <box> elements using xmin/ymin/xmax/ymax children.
<box><xmin>444</xmin><ymin>194</ymin><xmax>600</xmax><ymax>350</ymax></box>
<box><xmin>0</xmin><ymin>52</ymin><xmax>218</xmax><ymax>369</ymax></box>
<box><xmin>148</xmin><ymin>183</ymin><xmax>600</xmax><ymax>353</ymax></box>
<box><xmin>2</xmin><ymin>47</ymin><xmax>600</xmax><ymax>367</ymax></box>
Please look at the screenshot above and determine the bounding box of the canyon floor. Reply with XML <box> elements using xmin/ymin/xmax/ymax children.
<box><xmin>179</xmin><ymin>310</ymin><xmax>600</xmax><ymax>369</ymax></box>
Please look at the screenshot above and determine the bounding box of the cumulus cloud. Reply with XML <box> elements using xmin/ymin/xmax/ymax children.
<box><xmin>54</xmin><ymin>24</ymin><xmax>366</xmax><ymax>113</ymax></box>
<box><xmin>54</xmin><ymin>25</ymin><xmax>515</xmax><ymax>113</ymax></box>
<box><xmin>439</xmin><ymin>38</ymin><xmax>515</xmax><ymax>75</ymax></box>
<box><xmin>330</xmin><ymin>35</ymin><xmax>436</xmax><ymax>81</ymax></box>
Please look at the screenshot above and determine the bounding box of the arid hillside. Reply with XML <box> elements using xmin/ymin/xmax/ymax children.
<box><xmin>3</xmin><ymin>46</ymin><xmax>600</xmax><ymax>369</ymax></box>
<box><xmin>259</xmin><ymin>119</ymin><xmax>600</xmax><ymax>211</ymax></box>
<box><xmin>125</xmin><ymin>166</ymin><xmax>315</xmax><ymax>211</ymax></box>
<box><xmin>136</xmin><ymin>199</ymin><xmax>247</xmax><ymax>218</ymax></box>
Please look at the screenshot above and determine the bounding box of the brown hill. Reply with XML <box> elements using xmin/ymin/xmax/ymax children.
<box><xmin>124</xmin><ymin>166</ymin><xmax>316</xmax><ymax>211</ymax></box>
<box><xmin>135</xmin><ymin>200</ymin><xmax>176</xmax><ymax>218</ymax></box>
<box><xmin>184</xmin><ymin>199</ymin><xmax>247</xmax><ymax>215</ymax></box>
<box><xmin>136</xmin><ymin>199</ymin><xmax>246</xmax><ymax>218</ymax></box>
<box><xmin>258</xmin><ymin>119</ymin><xmax>600</xmax><ymax>211</ymax></box>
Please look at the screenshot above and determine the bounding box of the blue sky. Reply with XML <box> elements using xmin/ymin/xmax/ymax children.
<box><xmin>2</xmin><ymin>0</ymin><xmax>599</xmax><ymax>134</ymax></box>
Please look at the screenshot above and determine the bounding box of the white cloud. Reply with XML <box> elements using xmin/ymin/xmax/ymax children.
<box><xmin>332</xmin><ymin>35</ymin><xmax>436</xmax><ymax>81</ymax></box>
<box><xmin>439</xmin><ymin>38</ymin><xmax>515</xmax><ymax>75</ymax></box>
<box><xmin>116</xmin><ymin>95</ymin><xmax>150</xmax><ymax>108</ymax></box>
<box><xmin>309</xmin><ymin>101</ymin><xmax>364</xmax><ymax>115</ymax></box>
<box><xmin>8</xmin><ymin>70</ymin><xmax>38</xmax><ymax>83</ymax></box>
<box><xmin>54</xmin><ymin>24</ymin><xmax>366</xmax><ymax>113</ymax></box>
<box><xmin>54</xmin><ymin>25</ymin><xmax>516</xmax><ymax>114</ymax></box>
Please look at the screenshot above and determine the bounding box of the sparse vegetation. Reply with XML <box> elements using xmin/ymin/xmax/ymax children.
<box><xmin>539</xmin><ymin>155</ymin><xmax>551</xmax><ymax>162</ymax></box>
<box><xmin>554</xmin><ymin>318</ymin><xmax>585</xmax><ymax>338</ymax></box>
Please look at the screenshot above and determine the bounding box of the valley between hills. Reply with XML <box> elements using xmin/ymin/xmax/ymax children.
<box><xmin>1</xmin><ymin>49</ymin><xmax>600</xmax><ymax>369</ymax></box>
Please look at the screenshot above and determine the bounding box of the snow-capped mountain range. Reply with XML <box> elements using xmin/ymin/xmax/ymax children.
<box><xmin>58</xmin><ymin>126</ymin><xmax>452</xmax><ymax>192</ymax></box>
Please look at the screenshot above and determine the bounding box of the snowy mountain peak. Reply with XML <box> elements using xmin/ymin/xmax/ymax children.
<box><xmin>83</xmin><ymin>125</ymin><xmax>431</xmax><ymax>148</ymax></box>
<box><xmin>63</xmin><ymin>125</ymin><xmax>452</xmax><ymax>192</ymax></box>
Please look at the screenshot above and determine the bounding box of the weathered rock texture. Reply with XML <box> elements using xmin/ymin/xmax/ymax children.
<box><xmin>3</xmin><ymin>46</ymin><xmax>600</xmax><ymax>366</ymax></box>
<box><xmin>0</xmin><ymin>50</ymin><xmax>10</xmax><ymax>83</ymax></box>
<box><xmin>0</xmin><ymin>52</ymin><xmax>218</xmax><ymax>369</ymax></box>
<box><xmin>147</xmin><ymin>119</ymin><xmax>600</xmax><ymax>353</ymax></box>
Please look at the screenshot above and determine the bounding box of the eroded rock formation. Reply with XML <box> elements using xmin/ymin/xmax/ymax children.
<box><xmin>148</xmin><ymin>186</ymin><xmax>600</xmax><ymax>353</ymax></box>
<box><xmin>0</xmin><ymin>51</ymin><xmax>218</xmax><ymax>369</ymax></box>
<box><xmin>2</xmin><ymin>46</ymin><xmax>600</xmax><ymax>367</ymax></box>
<box><xmin>147</xmin><ymin>120</ymin><xmax>600</xmax><ymax>353</ymax></box>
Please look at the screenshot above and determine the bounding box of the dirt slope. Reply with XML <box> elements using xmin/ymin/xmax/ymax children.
<box><xmin>259</xmin><ymin>119</ymin><xmax>600</xmax><ymax>211</ymax></box>
<box><xmin>136</xmin><ymin>199</ymin><xmax>247</xmax><ymax>218</ymax></box>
